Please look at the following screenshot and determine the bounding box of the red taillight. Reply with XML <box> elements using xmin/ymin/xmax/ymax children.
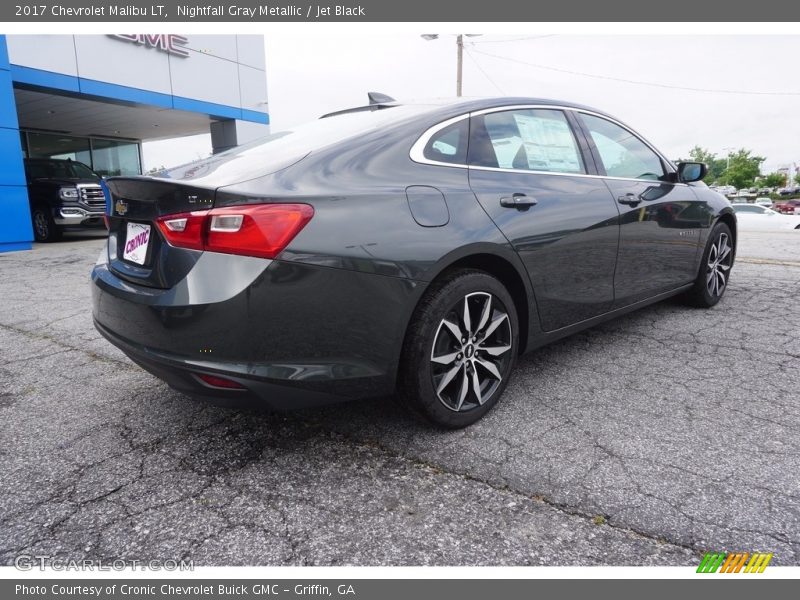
<box><xmin>206</xmin><ymin>204</ymin><xmax>314</xmax><ymax>259</ymax></box>
<box><xmin>156</xmin><ymin>211</ymin><xmax>208</xmax><ymax>251</ymax></box>
<box><xmin>195</xmin><ymin>373</ymin><xmax>245</xmax><ymax>390</ymax></box>
<box><xmin>155</xmin><ymin>204</ymin><xmax>313</xmax><ymax>259</ymax></box>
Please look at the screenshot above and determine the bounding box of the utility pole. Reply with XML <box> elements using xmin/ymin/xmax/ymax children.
<box><xmin>422</xmin><ymin>34</ymin><xmax>480</xmax><ymax>97</ymax></box>
<box><xmin>456</xmin><ymin>34</ymin><xmax>464</xmax><ymax>97</ymax></box>
<box><xmin>723</xmin><ymin>147</ymin><xmax>735</xmax><ymax>170</ymax></box>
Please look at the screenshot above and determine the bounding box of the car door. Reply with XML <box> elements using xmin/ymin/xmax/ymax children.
<box><xmin>574</xmin><ymin>112</ymin><xmax>707</xmax><ymax>307</ymax></box>
<box><xmin>467</xmin><ymin>107</ymin><xmax>620</xmax><ymax>332</ymax></box>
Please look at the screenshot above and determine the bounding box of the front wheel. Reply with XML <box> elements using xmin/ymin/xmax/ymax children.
<box><xmin>31</xmin><ymin>206</ymin><xmax>62</xmax><ymax>242</ymax></box>
<box><xmin>682</xmin><ymin>222</ymin><xmax>734</xmax><ymax>308</ymax></box>
<box><xmin>397</xmin><ymin>269</ymin><xmax>519</xmax><ymax>429</ymax></box>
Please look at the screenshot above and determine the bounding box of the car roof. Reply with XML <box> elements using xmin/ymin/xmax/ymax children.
<box><xmin>398</xmin><ymin>95</ymin><xmax>614</xmax><ymax>118</ymax></box>
<box><xmin>324</xmin><ymin>95</ymin><xmax>617</xmax><ymax>123</ymax></box>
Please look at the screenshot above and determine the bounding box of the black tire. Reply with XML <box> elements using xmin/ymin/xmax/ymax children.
<box><xmin>682</xmin><ymin>221</ymin><xmax>734</xmax><ymax>308</ymax></box>
<box><xmin>31</xmin><ymin>205</ymin><xmax>62</xmax><ymax>242</ymax></box>
<box><xmin>397</xmin><ymin>269</ymin><xmax>519</xmax><ymax>429</ymax></box>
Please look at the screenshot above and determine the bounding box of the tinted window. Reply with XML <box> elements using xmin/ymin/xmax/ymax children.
<box><xmin>25</xmin><ymin>160</ymin><xmax>99</xmax><ymax>180</ymax></box>
<box><xmin>92</xmin><ymin>139</ymin><xmax>141</xmax><ymax>177</ymax></box>
<box><xmin>27</xmin><ymin>132</ymin><xmax>91</xmax><ymax>165</ymax></box>
<box><xmin>580</xmin><ymin>114</ymin><xmax>665</xmax><ymax>181</ymax></box>
<box><xmin>423</xmin><ymin>119</ymin><xmax>468</xmax><ymax>164</ymax></box>
<box><xmin>469</xmin><ymin>109</ymin><xmax>585</xmax><ymax>174</ymax></box>
<box><xmin>25</xmin><ymin>162</ymin><xmax>47</xmax><ymax>180</ymax></box>
<box><xmin>733</xmin><ymin>205</ymin><xmax>764</xmax><ymax>213</ymax></box>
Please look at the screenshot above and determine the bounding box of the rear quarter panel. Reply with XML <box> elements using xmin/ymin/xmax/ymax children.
<box><xmin>215</xmin><ymin>116</ymin><xmax>528</xmax><ymax>386</ymax></box>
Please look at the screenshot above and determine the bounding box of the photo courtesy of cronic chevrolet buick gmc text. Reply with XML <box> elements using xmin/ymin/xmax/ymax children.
<box><xmin>25</xmin><ymin>158</ymin><xmax>107</xmax><ymax>242</ymax></box>
<box><xmin>91</xmin><ymin>96</ymin><xmax>736</xmax><ymax>428</ymax></box>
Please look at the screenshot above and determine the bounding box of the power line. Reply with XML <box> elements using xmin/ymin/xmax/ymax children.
<box><xmin>470</xmin><ymin>48</ymin><xmax>800</xmax><ymax>97</ymax></box>
<box><xmin>468</xmin><ymin>35</ymin><xmax>557</xmax><ymax>44</ymax></box>
<box><xmin>464</xmin><ymin>48</ymin><xmax>505</xmax><ymax>94</ymax></box>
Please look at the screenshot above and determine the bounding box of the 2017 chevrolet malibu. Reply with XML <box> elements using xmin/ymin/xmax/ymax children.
<box><xmin>92</xmin><ymin>96</ymin><xmax>737</xmax><ymax>428</ymax></box>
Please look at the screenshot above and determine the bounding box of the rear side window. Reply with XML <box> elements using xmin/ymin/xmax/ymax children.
<box><xmin>422</xmin><ymin>119</ymin><xmax>469</xmax><ymax>165</ymax></box>
<box><xmin>469</xmin><ymin>109</ymin><xmax>585</xmax><ymax>174</ymax></box>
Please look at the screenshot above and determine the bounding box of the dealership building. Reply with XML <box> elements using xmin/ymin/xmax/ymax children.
<box><xmin>0</xmin><ymin>34</ymin><xmax>269</xmax><ymax>252</ymax></box>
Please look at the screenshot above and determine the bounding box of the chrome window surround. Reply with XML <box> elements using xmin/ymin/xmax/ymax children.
<box><xmin>409</xmin><ymin>104</ymin><xmax>682</xmax><ymax>185</ymax></box>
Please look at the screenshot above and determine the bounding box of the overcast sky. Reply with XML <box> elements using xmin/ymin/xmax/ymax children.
<box><xmin>143</xmin><ymin>34</ymin><xmax>799</xmax><ymax>174</ymax></box>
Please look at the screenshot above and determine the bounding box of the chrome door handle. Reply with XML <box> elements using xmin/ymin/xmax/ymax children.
<box><xmin>618</xmin><ymin>193</ymin><xmax>641</xmax><ymax>206</ymax></box>
<box><xmin>500</xmin><ymin>193</ymin><xmax>537</xmax><ymax>209</ymax></box>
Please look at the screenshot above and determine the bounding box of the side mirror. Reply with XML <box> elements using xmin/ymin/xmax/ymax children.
<box><xmin>677</xmin><ymin>161</ymin><xmax>707</xmax><ymax>183</ymax></box>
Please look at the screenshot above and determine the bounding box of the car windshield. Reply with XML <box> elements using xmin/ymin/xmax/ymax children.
<box><xmin>27</xmin><ymin>160</ymin><xmax>99</xmax><ymax>180</ymax></box>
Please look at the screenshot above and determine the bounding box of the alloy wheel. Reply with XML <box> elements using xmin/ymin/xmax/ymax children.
<box><xmin>33</xmin><ymin>211</ymin><xmax>49</xmax><ymax>240</ymax></box>
<box><xmin>430</xmin><ymin>291</ymin><xmax>513</xmax><ymax>412</ymax></box>
<box><xmin>706</xmin><ymin>232</ymin><xmax>732</xmax><ymax>297</ymax></box>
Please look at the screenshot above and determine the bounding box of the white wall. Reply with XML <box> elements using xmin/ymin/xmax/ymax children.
<box><xmin>6</xmin><ymin>34</ymin><xmax>268</xmax><ymax>116</ymax></box>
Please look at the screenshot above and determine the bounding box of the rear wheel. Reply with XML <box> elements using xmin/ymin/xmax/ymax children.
<box><xmin>682</xmin><ymin>222</ymin><xmax>733</xmax><ymax>307</ymax></box>
<box><xmin>398</xmin><ymin>269</ymin><xmax>518</xmax><ymax>428</ymax></box>
<box><xmin>31</xmin><ymin>205</ymin><xmax>61</xmax><ymax>242</ymax></box>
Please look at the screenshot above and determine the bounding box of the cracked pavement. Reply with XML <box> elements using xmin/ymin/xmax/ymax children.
<box><xmin>0</xmin><ymin>230</ymin><xmax>798</xmax><ymax>566</ymax></box>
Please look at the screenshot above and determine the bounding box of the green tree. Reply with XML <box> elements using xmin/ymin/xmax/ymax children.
<box><xmin>795</xmin><ymin>172</ymin><xmax>800</xmax><ymax>186</ymax></box>
<box><xmin>722</xmin><ymin>149</ymin><xmax>765</xmax><ymax>190</ymax></box>
<box><xmin>762</xmin><ymin>172</ymin><xmax>786</xmax><ymax>188</ymax></box>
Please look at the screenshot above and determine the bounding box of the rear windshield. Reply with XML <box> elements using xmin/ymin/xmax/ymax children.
<box><xmin>26</xmin><ymin>160</ymin><xmax>99</xmax><ymax>180</ymax></box>
<box><xmin>153</xmin><ymin>105</ymin><xmax>435</xmax><ymax>186</ymax></box>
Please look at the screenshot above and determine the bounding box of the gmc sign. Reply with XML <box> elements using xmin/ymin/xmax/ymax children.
<box><xmin>109</xmin><ymin>34</ymin><xmax>190</xmax><ymax>58</ymax></box>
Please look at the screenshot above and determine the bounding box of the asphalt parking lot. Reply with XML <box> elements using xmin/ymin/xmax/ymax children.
<box><xmin>1</xmin><ymin>230</ymin><xmax>798</xmax><ymax>566</ymax></box>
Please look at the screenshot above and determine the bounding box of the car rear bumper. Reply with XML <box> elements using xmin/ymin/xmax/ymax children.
<box><xmin>94</xmin><ymin>319</ymin><xmax>354</xmax><ymax>409</ymax></box>
<box><xmin>91</xmin><ymin>249</ymin><xmax>421</xmax><ymax>408</ymax></box>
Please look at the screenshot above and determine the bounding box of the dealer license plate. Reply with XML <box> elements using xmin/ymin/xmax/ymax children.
<box><xmin>123</xmin><ymin>222</ymin><xmax>151</xmax><ymax>265</ymax></box>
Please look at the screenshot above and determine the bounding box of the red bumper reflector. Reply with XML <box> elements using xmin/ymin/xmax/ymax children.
<box><xmin>196</xmin><ymin>373</ymin><xmax>246</xmax><ymax>390</ymax></box>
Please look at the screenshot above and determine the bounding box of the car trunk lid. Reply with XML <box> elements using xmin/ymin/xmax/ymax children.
<box><xmin>104</xmin><ymin>178</ymin><xmax>215</xmax><ymax>289</ymax></box>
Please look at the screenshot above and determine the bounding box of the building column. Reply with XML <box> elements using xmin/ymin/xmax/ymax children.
<box><xmin>0</xmin><ymin>35</ymin><xmax>32</xmax><ymax>252</ymax></box>
<box><xmin>210</xmin><ymin>119</ymin><xmax>270</xmax><ymax>154</ymax></box>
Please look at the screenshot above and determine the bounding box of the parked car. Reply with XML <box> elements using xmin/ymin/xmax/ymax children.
<box><xmin>731</xmin><ymin>203</ymin><xmax>800</xmax><ymax>230</ymax></box>
<box><xmin>24</xmin><ymin>158</ymin><xmax>106</xmax><ymax>242</ymax></box>
<box><xmin>92</xmin><ymin>96</ymin><xmax>737</xmax><ymax>428</ymax></box>
<box><xmin>774</xmin><ymin>199</ymin><xmax>800</xmax><ymax>215</ymax></box>
<box><xmin>754</xmin><ymin>197</ymin><xmax>773</xmax><ymax>208</ymax></box>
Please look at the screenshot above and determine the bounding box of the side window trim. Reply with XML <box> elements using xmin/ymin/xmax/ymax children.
<box><xmin>409</xmin><ymin>105</ymin><xmax>680</xmax><ymax>184</ymax></box>
<box><xmin>571</xmin><ymin>111</ymin><xmax>608</xmax><ymax>177</ymax></box>
<box><xmin>564</xmin><ymin>110</ymin><xmax>601</xmax><ymax>176</ymax></box>
<box><xmin>409</xmin><ymin>114</ymin><xmax>471</xmax><ymax>168</ymax></box>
